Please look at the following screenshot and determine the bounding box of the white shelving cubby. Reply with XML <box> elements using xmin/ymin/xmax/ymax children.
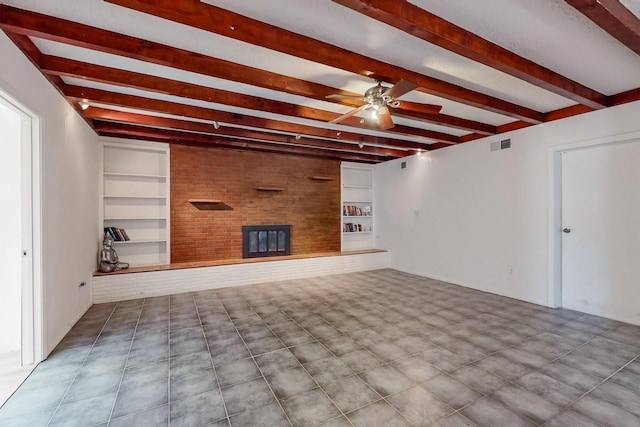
<box><xmin>100</xmin><ymin>139</ymin><xmax>170</xmax><ymax>267</ymax></box>
<box><xmin>341</xmin><ymin>162</ymin><xmax>374</xmax><ymax>251</ymax></box>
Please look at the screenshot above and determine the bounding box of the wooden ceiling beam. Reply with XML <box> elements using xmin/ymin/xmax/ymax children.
<box><xmin>565</xmin><ymin>0</ymin><xmax>640</xmax><ymax>56</ymax></box>
<box><xmin>0</xmin><ymin>5</ymin><xmax>494</xmax><ymax>135</ymax></box>
<box><xmin>64</xmin><ymin>85</ymin><xmax>434</xmax><ymax>151</ymax></box>
<box><xmin>41</xmin><ymin>55</ymin><xmax>458</xmax><ymax>143</ymax></box>
<box><xmin>333</xmin><ymin>0</ymin><xmax>609</xmax><ymax>109</ymax></box>
<box><xmin>93</xmin><ymin>121</ymin><xmax>387</xmax><ymax>162</ymax></box>
<box><xmin>83</xmin><ymin>107</ymin><xmax>410</xmax><ymax>157</ymax></box>
<box><xmin>104</xmin><ymin>0</ymin><xmax>545</xmax><ymax>123</ymax></box>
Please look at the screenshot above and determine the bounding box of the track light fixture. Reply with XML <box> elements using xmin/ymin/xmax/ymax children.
<box><xmin>79</xmin><ymin>100</ymin><xmax>89</xmax><ymax>111</ymax></box>
<box><xmin>212</xmin><ymin>121</ymin><xmax>220</xmax><ymax>130</ymax></box>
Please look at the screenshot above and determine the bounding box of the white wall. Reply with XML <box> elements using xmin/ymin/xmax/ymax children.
<box><xmin>375</xmin><ymin>100</ymin><xmax>640</xmax><ymax>307</ymax></box>
<box><xmin>0</xmin><ymin>102</ymin><xmax>22</xmax><ymax>354</ymax></box>
<box><xmin>0</xmin><ymin>31</ymin><xmax>99</xmax><ymax>356</ymax></box>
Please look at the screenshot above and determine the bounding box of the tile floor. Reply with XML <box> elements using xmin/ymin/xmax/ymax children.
<box><xmin>1</xmin><ymin>269</ymin><xmax>639</xmax><ymax>426</ymax></box>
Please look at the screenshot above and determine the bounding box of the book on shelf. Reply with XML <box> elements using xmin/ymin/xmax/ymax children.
<box><xmin>343</xmin><ymin>223</ymin><xmax>372</xmax><ymax>233</ymax></box>
<box><xmin>103</xmin><ymin>227</ymin><xmax>131</xmax><ymax>241</ymax></box>
<box><xmin>343</xmin><ymin>204</ymin><xmax>372</xmax><ymax>217</ymax></box>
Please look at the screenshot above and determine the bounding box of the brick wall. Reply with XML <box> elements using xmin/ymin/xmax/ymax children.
<box><xmin>171</xmin><ymin>145</ymin><xmax>341</xmax><ymax>262</ymax></box>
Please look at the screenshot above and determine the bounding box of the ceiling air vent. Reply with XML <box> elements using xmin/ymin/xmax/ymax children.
<box><xmin>490</xmin><ymin>138</ymin><xmax>511</xmax><ymax>151</ymax></box>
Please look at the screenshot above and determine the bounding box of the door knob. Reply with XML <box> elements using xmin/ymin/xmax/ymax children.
<box><xmin>563</xmin><ymin>228</ymin><xmax>571</xmax><ymax>233</ymax></box>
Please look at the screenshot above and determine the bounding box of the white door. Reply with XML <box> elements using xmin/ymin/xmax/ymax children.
<box><xmin>561</xmin><ymin>140</ymin><xmax>640</xmax><ymax>325</ymax></box>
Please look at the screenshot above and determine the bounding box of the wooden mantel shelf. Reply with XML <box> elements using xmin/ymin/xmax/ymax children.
<box><xmin>256</xmin><ymin>186</ymin><xmax>284</xmax><ymax>191</ymax></box>
<box><xmin>189</xmin><ymin>199</ymin><xmax>233</xmax><ymax>210</ymax></box>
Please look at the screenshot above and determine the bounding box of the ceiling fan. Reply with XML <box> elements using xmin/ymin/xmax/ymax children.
<box><xmin>326</xmin><ymin>79</ymin><xmax>442</xmax><ymax>130</ymax></box>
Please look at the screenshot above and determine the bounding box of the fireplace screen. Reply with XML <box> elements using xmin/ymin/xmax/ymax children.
<box><xmin>242</xmin><ymin>225</ymin><xmax>291</xmax><ymax>258</ymax></box>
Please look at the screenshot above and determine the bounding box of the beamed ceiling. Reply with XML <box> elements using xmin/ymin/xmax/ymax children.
<box><xmin>2</xmin><ymin>0</ymin><xmax>640</xmax><ymax>163</ymax></box>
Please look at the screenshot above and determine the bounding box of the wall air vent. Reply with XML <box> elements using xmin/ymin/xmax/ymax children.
<box><xmin>490</xmin><ymin>138</ymin><xmax>512</xmax><ymax>152</ymax></box>
<box><xmin>401</xmin><ymin>161</ymin><xmax>407</xmax><ymax>169</ymax></box>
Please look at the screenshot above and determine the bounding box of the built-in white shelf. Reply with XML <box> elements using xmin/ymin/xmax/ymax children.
<box><xmin>104</xmin><ymin>195</ymin><xmax>166</xmax><ymax>199</ymax></box>
<box><xmin>113</xmin><ymin>239</ymin><xmax>167</xmax><ymax>245</ymax></box>
<box><xmin>104</xmin><ymin>172</ymin><xmax>167</xmax><ymax>180</ymax></box>
<box><xmin>341</xmin><ymin>162</ymin><xmax>375</xmax><ymax>251</ymax></box>
<box><xmin>101</xmin><ymin>140</ymin><xmax>171</xmax><ymax>267</ymax></box>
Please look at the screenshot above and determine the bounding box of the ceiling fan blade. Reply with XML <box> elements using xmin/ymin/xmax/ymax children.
<box><xmin>394</xmin><ymin>100</ymin><xmax>443</xmax><ymax>115</ymax></box>
<box><xmin>377</xmin><ymin>109</ymin><xmax>394</xmax><ymax>130</ymax></box>
<box><xmin>383</xmin><ymin>79</ymin><xmax>419</xmax><ymax>100</ymax></box>
<box><xmin>326</xmin><ymin>94</ymin><xmax>365</xmax><ymax>101</ymax></box>
<box><xmin>329</xmin><ymin>104</ymin><xmax>369</xmax><ymax>124</ymax></box>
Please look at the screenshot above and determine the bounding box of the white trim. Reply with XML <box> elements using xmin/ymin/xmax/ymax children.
<box><xmin>0</xmin><ymin>88</ymin><xmax>44</xmax><ymax>364</ymax></box>
<box><xmin>547</xmin><ymin>129</ymin><xmax>640</xmax><ymax>309</ymax></box>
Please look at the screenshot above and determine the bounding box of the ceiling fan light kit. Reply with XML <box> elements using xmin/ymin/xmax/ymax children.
<box><xmin>327</xmin><ymin>79</ymin><xmax>441</xmax><ymax>130</ymax></box>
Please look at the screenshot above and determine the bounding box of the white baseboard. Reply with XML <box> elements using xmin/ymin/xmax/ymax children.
<box><xmin>92</xmin><ymin>251</ymin><xmax>389</xmax><ymax>303</ymax></box>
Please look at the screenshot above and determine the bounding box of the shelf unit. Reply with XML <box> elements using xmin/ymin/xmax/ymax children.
<box><xmin>100</xmin><ymin>139</ymin><xmax>170</xmax><ymax>267</ymax></box>
<box><xmin>341</xmin><ymin>162</ymin><xmax>374</xmax><ymax>251</ymax></box>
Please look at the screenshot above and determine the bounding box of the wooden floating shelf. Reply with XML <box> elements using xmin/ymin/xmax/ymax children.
<box><xmin>256</xmin><ymin>187</ymin><xmax>284</xmax><ymax>192</ymax></box>
<box><xmin>189</xmin><ymin>199</ymin><xmax>233</xmax><ymax>210</ymax></box>
<box><xmin>310</xmin><ymin>176</ymin><xmax>334</xmax><ymax>181</ymax></box>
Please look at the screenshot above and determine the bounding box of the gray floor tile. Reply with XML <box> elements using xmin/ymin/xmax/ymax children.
<box><xmin>339</xmin><ymin>348</ymin><xmax>384</xmax><ymax>373</ymax></box>
<box><xmin>545</xmin><ymin>410</ymin><xmax>601</xmax><ymax>427</ymax></box>
<box><xmin>62</xmin><ymin>370</ymin><xmax>122</xmax><ymax>404</ymax></box>
<box><xmin>170</xmin><ymin>351</ymin><xmax>213</xmax><ymax>378</ymax></box>
<box><xmin>267</xmin><ymin>366</ymin><xmax>317</xmax><ymax>399</ymax></box>
<box><xmin>7</xmin><ymin>271</ymin><xmax>640</xmax><ymax>427</ymax></box>
<box><xmin>540</xmin><ymin>361</ymin><xmax>603</xmax><ymax>392</ymax></box>
<box><xmin>386</xmin><ymin>385</ymin><xmax>454</xmax><ymax>425</ymax></box>
<box><xmin>422</xmin><ymin>374</ymin><xmax>483</xmax><ymax>409</ymax></box>
<box><xmin>291</xmin><ymin>342</ymin><xmax>332</xmax><ymax>364</ymax></box>
<box><xmin>517</xmin><ymin>371</ymin><xmax>583</xmax><ymax>406</ymax></box>
<box><xmin>216</xmin><ymin>358</ymin><xmax>261</xmax><ymax>388</ymax></box>
<box><xmin>255</xmin><ymin>348</ymin><xmax>300</xmax><ymax>375</ymax></box>
<box><xmin>229</xmin><ymin>402</ymin><xmax>289</xmax><ymax>427</ymax></box>
<box><xmin>432</xmin><ymin>413</ymin><xmax>479</xmax><ymax>427</ymax></box>
<box><xmin>109</xmin><ymin>404</ymin><xmax>169</xmax><ymax>427</ymax></box>
<box><xmin>170</xmin><ymin>389</ymin><xmax>227</xmax><ymax>427</ymax></box>
<box><xmin>572</xmin><ymin>395</ymin><xmax>640</xmax><ymax>427</ymax></box>
<box><xmin>170</xmin><ymin>368</ymin><xmax>218</xmax><ymax>402</ymax></box>
<box><xmin>245</xmin><ymin>336</ymin><xmax>284</xmax><ymax>355</ymax></box>
<box><xmin>111</xmin><ymin>378</ymin><xmax>168</xmax><ymax>418</ymax></box>
<box><xmin>320</xmin><ymin>335</ymin><xmax>362</xmax><ymax>356</ymax></box>
<box><xmin>0</xmin><ymin>408</ymin><xmax>55</xmax><ymax>427</ymax></box>
<box><xmin>318</xmin><ymin>416</ymin><xmax>352</xmax><ymax>427</ymax></box>
<box><xmin>476</xmin><ymin>354</ymin><xmax>531</xmax><ymax>381</ymax></box>
<box><xmin>304</xmin><ymin>356</ymin><xmax>353</xmax><ymax>385</ymax></box>
<box><xmin>462</xmin><ymin>397</ymin><xmax>535</xmax><ymax>427</ymax></box>
<box><xmin>420</xmin><ymin>347</ymin><xmax>468</xmax><ymax>372</ymax></box>
<box><xmin>170</xmin><ymin>327</ymin><xmax>207</xmax><ymax>357</ymax></box>
<box><xmin>0</xmin><ymin>380</ymin><xmax>71</xmax><ymax>418</ymax></box>
<box><xmin>612</xmin><ymin>368</ymin><xmax>640</xmax><ymax>393</ymax></box>
<box><xmin>322</xmin><ymin>375</ymin><xmax>380</xmax><ymax>413</ymax></box>
<box><xmin>491</xmin><ymin>384</ymin><xmax>561</xmax><ymax>424</ymax></box>
<box><xmin>368</xmin><ymin>341</ymin><xmax>411</xmax><ymax>363</ymax></box>
<box><xmin>49</xmin><ymin>393</ymin><xmax>116</xmax><ymax>427</ymax></box>
<box><xmin>591</xmin><ymin>381</ymin><xmax>640</xmax><ymax>417</ymax></box>
<box><xmin>392</xmin><ymin>355</ymin><xmax>442</xmax><ymax>383</ymax></box>
<box><xmin>359</xmin><ymin>365</ymin><xmax>413</xmax><ymax>396</ymax></box>
<box><xmin>221</xmin><ymin>377</ymin><xmax>275</xmax><ymax>415</ymax></box>
<box><xmin>347</xmin><ymin>400</ymin><xmax>410</xmax><ymax>427</ymax></box>
<box><xmin>282</xmin><ymin>388</ymin><xmax>341</xmax><ymax>427</ymax></box>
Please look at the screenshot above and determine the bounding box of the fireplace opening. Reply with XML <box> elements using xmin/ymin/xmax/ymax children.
<box><xmin>242</xmin><ymin>225</ymin><xmax>291</xmax><ymax>258</ymax></box>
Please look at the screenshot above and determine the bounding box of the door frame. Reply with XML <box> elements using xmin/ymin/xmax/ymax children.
<box><xmin>0</xmin><ymin>88</ymin><xmax>43</xmax><ymax>365</ymax></box>
<box><xmin>547</xmin><ymin>130</ymin><xmax>640</xmax><ymax>309</ymax></box>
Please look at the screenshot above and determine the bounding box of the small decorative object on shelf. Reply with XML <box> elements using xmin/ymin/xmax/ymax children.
<box><xmin>98</xmin><ymin>234</ymin><xmax>130</xmax><ymax>273</ymax></box>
